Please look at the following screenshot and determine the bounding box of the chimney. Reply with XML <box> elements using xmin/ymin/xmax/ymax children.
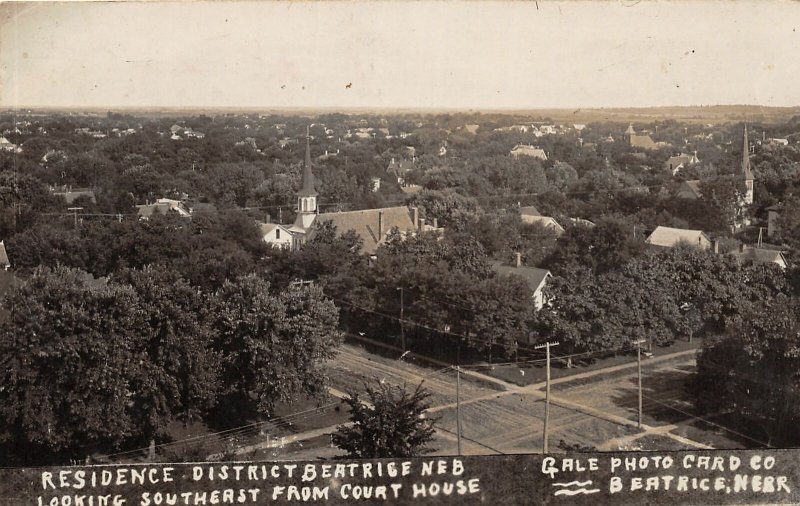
<box><xmin>740</xmin><ymin>243</ymin><xmax>747</xmax><ymax>253</ymax></box>
<box><xmin>419</xmin><ymin>218</ymin><xmax>426</xmax><ymax>229</ymax></box>
<box><xmin>412</xmin><ymin>207</ymin><xmax>419</xmax><ymax>229</ymax></box>
<box><xmin>515</xmin><ymin>252</ymin><xmax>522</xmax><ymax>268</ymax></box>
<box><xmin>265</xmin><ymin>213</ymin><xmax>271</xmax><ymax>224</ymax></box>
<box><xmin>378</xmin><ymin>211</ymin><xmax>384</xmax><ymax>238</ymax></box>
<box><xmin>713</xmin><ymin>239</ymin><xmax>719</xmax><ymax>254</ymax></box>
<box><xmin>433</xmin><ymin>217</ymin><xmax>438</xmax><ymax>229</ymax></box>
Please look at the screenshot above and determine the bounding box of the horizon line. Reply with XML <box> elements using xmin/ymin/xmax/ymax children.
<box><xmin>3</xmin><ymin>103</ymin><xmax>800</xmax><ymax>115</ymax></box>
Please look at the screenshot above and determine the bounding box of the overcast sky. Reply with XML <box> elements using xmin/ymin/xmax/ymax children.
<box><xmin>1</xmin><ymin>1</ymin><xmax>799</xmax><ymax>110</ymax></box>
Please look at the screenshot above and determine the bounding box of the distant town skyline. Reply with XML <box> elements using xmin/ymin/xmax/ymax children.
<box><xmin>1</xmin><ymin>1</ymin><xmax>799</xmax><ymax>110</ymax></box>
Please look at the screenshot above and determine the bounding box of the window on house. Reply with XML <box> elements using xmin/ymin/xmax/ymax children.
<box><xmin>276</xmin><ymin>228</ymin><xmax>280</xmax><ymax>239</ymax></box>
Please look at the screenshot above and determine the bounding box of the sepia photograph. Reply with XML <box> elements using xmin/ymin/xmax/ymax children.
<box><xmin>1</xmin><ymin>0</ymin><xmax>800</xmax><ymax>504</ymax></box>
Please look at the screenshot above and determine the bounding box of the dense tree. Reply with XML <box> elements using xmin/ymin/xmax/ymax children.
<box><xmin>211</xmin><ymin>276</ymin><xmax>343</xmax><ymax>423</ymax></box>
<box><xmin>332</xmin><ymin>382</ymin><xmax>437</xmax><ymax>458</ymax></box>
<box><xmin>0</xmin><ymin>266</ymin><xmax>216</xmax><ymax>465</ymax></box>
<box><xmin>694</xmin><ymin>295</ymin><xmax>800</xmax><ymax>446</ymax></box>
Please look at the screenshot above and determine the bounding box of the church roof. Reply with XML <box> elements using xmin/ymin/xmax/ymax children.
<box><xmin>298</xmin><ymin>127</ymin><xmax>317</xmax><ymax>197</ymax></box>
<box><xmin>317</xmin><ymin>206</ymin><xmax>417</xmax><ymax>254</ymax></box>
<box><xmin>629</xmin><ymin>134</ymin><xmax>658</xmax><ymax>150</ymax></box>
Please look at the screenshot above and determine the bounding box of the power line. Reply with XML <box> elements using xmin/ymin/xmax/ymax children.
<box><xmin>640</xmin><ymin>392</ymin><xmax>772</xmax><ymax>449</ymax></box>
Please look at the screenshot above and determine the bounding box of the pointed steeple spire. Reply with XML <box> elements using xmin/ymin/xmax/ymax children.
<box><xmin>298</xmin><ymin>125</ymin><xmax>317</xmax><ymax>196</ymax></box>
<box><xmin>741</xmin><ymin>124</ymin><xmax>753</xmax><ymax>180</ymax></box>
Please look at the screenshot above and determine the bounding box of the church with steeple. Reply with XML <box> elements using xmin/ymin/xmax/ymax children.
<box><xmin>288</xmin><ymin>127</ymin><xmax>319</xmax><ymax>249</ymax></box>
<box><xmin>267</xmin><ymin>126</ymin><xmax>431</xmax><ymax>253</ymax></box>
<box><xmin>676</xmin><ymin>125</ymin><xmax>754</xmax><ymax>230</ymax></box>
<box><xmin>741</xmin><ymin>124</ymin><xmax>754</xmax><ymax>206</ymax></box>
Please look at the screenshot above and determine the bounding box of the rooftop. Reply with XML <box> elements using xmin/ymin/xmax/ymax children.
<box><xmin>490</xmin><ymin>261</ymin><xmax>551</xmax><ymax>292</ymax></box>
<box><xmin>646</xmin><ymin>226</ymin><xmax>710</xmax><ymax>248</ymax></box>
<box><xmin>317</xmin><ymin>206</ymin><xmax>417</xmax><ymax>254</ymax></box>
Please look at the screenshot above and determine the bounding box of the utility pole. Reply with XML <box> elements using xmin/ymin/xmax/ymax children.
<box><xmin>632</xmin><ymin>339</ymin><xmax>646</xmax><ymax>429</ymax></box>
<box><xmin>398</xmin><ymin>287</ymin><xmax>405</xmax><ymax>351</ymax></box>
<box><xmin>455</xmin><ymin>364</ymin><xmax>462</xmax><ymax>455</ymax></box>
<box><xmin>535</xmin><ymin>341</ymin><xmax>559</xmax><ymax>453</ymax></box>
<box><xmin>455</xmin><ymin>338</ymin><xmax>462</xmax><ymax>456</ymax></box>
<box><xmin>67</xmin><ymin>207</ymin><xmax>83</xmax><ymax>230</ymax></box>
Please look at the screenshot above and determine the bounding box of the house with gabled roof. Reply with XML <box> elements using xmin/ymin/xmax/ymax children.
<box><xmin>518</xmin><ymin>205</ymin><xmax>541</xmax><ymax>216</ymax></box>
<box><xmin>520</xmin><ymin>215</ymin><xmax>565</xmax><ymax>235</ymax></box>
<box><xmin>491</xmin><ymin>254</ymin><xmax>552</xmax><ymax>313</ymax></box>
<box><xmin>386</xmin><ymin>157</ymin><xmax>415</xmax><ymax>184</ymax></box>
<box><xmin>645</xmin><ymin>226</ymin><xmax>712</xmax><ymax>250</ymax></box>
<box><xmin>259</xmin><ymin>222</ymin><xmax>293</xmax><ymax>249</ymax></box>
<box><xmin>665</xmin><ymin>152</ymin><xmax>699</xmax><ymax>175</ymax></box>
<box><xmin>677</xmin><ymin>180</ymin><xmax>703</xmax><ymax>200</ymax></box>
<box><xmin>0</xmin><ymin>136</ymin><xmax>21</xmax><ymax>153</ymax></box>
<box><xmin>136</xmin><ymin>198</ymin><xmax>191</xmax><ymax>219</ymax></box>
<box><xmin>510</xmin><ymin>145</ymin><xmax>547</xmax><ymax>160</ymax></box>
<box><xmin>729</xmin><ymin>244</ymin><xmax>787</xmax><ymax>270</ymax></box>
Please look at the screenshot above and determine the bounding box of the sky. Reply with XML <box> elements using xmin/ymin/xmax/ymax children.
<box><xmin>1</xmin><ymin>1</ymin><xmax>799</xmax><ymax>111</ymax></box>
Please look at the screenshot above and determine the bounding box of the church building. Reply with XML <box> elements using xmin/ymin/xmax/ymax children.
<box><xmin>273</xmin><ymin>127</ymin><xmax>431</xmax><ymax>253</ymax></box>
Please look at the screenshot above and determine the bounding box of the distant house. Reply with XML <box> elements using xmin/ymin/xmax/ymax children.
<box><xmin>315</xmin><ymin>206</ymin><xmax>419</xmax><ymax>255</ymax></box>
<box><xmin>386</xmin><ymin>158</ymin><xmax>415</xmax><ymax>184</ymax></box>
<box><xmin>0</xmin><ymin>136</ymin><xmax>21</xmax><ymax>153</ymax></box>
<box><xmin>463</xmin><ymin>124</ymin><xmax>479</xmax><ymax>134</ymax></box>
<box><xmin>0</xmin><ymin>240</ymin><xmax>9</xmax><ymax>270</ymax></box>
<box><xmin>769</xmin><ymin>138</ymin><xmax>789</xmax><ymax>146</ymax></box>
<box><xmin>573</xmin><ymin>124</ymin><xmax>586</xmax><ymax>132</ymax></box>
<box><xmin>676</xmin><ymin>180</ymin><xmax>702</xmax><ymax>200</ymax></box>
<box><xmin>399</xmin><ymin>184</ymin><xmax>423</xmax><ymax>195</ymax></box>
<box><xmin>520</xmin><ymin>215</ymin><xmax>565</xmax><ymax>235</ymax></box>
<box><xmin>645</xmin><ymin>226</ymin><xmax>712</xmax><ymax>250</ymax></box>
<box><xmin>518</xmin><ymin>205</ymin><xmax>541</xmax><ymax>217</ymax></box>
<box><xmin>370</xmin><ymin>177</ymin><xmax>381</xmax><ymax>192</ymax></box>
<box><xmin>510</xmin><ymin>145</ymin><xmax>547</xmax><ymax>161</ymax></box>
<box><xmin>630</xmin><ymin>134</ymin><xmax>658</xmax><ymax>150</ymax></box>
<box><xmin>626</xmin><ymin>124</ymin><xmax>658</xmax><ymax>150</ymax></box>
<box><xmin>665</xmin><ymin>152</ymin><xmax>699</xmax><ymax>175</ymax></box>
<box><xmin>169</xmin><ymin>124</ymin><xmax>182</xmax><ymax>135</ymax></box>
<box><xmin>568</xmin><ymin>217</ymin><xmax>596</xmax><ymax>227</ymax></box>
<box><xmin>259</xmin><ymin>222</ymin><xmax>293</xmax><ymax>249</ymax></box>
<box><xmin>50</xmin><ymin>185</ymin><xmax>96</xmax><ymax>205</ymax></box>
<box><xmin>729</xmin><ymin>244</ymin><xmax>788</xmax><ymax>270</ymax></box>
<box><xmin>490</xmin><ymin>256</ymin><xmax>552</xmax><ymax>313</ymax></box>
<box><xmin>184</xmin><ymin>129</ymin><xmax>205</xmax><ymax>139</ymax></box>
<box><xmin>136</xmin><ymin>198</ymin><xmax>191</xmax><ymax>219</ymax></box>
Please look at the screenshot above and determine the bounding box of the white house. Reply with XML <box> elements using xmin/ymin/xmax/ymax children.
<box><xmin>260</xmin><ymin>223</ymin><xmax>293</xmax><ymax>249</ymax></box>
<box><xmin>491</xmin><ymin>255</ymin><xmax>552</xmax><ymax>313</ymax></box>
